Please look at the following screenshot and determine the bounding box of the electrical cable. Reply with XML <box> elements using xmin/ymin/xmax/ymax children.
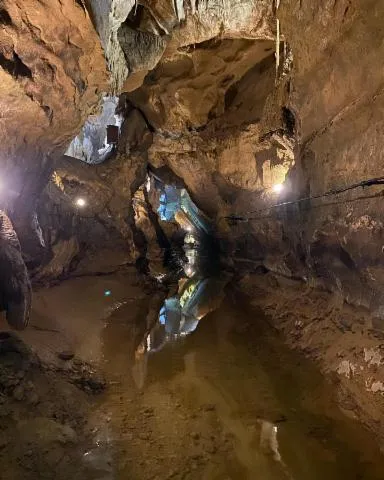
<box><xmin>224</xmin><ymin>176</ymin><xmax>384</xmax><ymax>223</ymax></box>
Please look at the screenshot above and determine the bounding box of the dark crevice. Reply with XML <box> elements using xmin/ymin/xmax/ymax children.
<box><xmin>124</xmin><ymin>4</ymin><xmax>146</xmax><ymax>30</ymax></box>
<box><xmin>0</xmin><ymin>8</ymin><xmax>12</xmax><ymax>25</ymax></box>
<box><xmin>224</xmin><ymin>53</ymin><xmax>275</xmax><ymax>112</ymax></box>
<box><xmin>143</xmin><ymin>188</ymin><xmax>170</xmax><ymax>250</ymax></box>
<box><xmin>148</xmin><ymin>165</ymin><xmax>186</xmax><ymax>189</ymax></box>
<box><xmin>75</xmin><ymin>0</ymin><xmax>87</xmax><ymax>13</ymax></box>
<box><xmin>224</xmin><ymin>83</ymin><xmax>238</xmax><ymax>110</ymax></box>
<box><xmin>0</xmin><ymin>51</ymin><xmax>32</xmax><ymax>79</ymax></box>
<box><xmin>125</xmin><ymin>99</ymin><xmax>156</xmax><ymax>133</ymax></box>
<box><xmin>282</xmin><ymin>106</ymin><xmax>296</xmax><ymax>135</ymax></box>
<box><xmin>42</xmin><ymin>105</ymin><xmax>53</xmax><ymax>122</ymax></box>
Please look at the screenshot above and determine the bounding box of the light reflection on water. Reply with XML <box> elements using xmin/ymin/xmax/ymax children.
<box><xmin>132</xmin><ymin>228</ymin><xmax>227</xmax><ymax>389</ymax></box>
<box><xmin>82</xmin><ymin>267</ymin><xmax>384</xmax><ymax>480</ymax></box>
<box><xmin>79</xmin><ymin>218</ymin><xmax>384</xmax><ymax>479</ymax></box>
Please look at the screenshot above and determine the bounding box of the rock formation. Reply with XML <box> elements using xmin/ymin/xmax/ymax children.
<box><xmin>0</xmin><ymin>212</ymin><xmax>31</xmax><ymax>329</ymax></box>
<box><xmin>1</xmin><ymin>0</ymin><xmax>384</xmax><ymax>446</ymax></box>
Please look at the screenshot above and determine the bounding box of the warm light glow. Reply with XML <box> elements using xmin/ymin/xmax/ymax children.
<box><xmin>146</xmin><ymin>176</ymin><xmax>151</xmax><ymax>192</ymax></box>
<box><xmin>272</xmin><ymin>183</ymin><xmax>284</xmax><ymax>193</ymax></box>
<box><xmin>75</xmin><ymin>197</ymin><xmax>86</xmax><ymax>207</ymax></box>
<box><xmin>184</xmin><ymin>265</ymin><xmax>195</xmax><ymax>277</ymax></box>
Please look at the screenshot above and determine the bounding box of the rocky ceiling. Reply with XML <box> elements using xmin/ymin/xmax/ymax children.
<box><xmin>1</xmin><ymin>0</ymin><xmax>384</xmax><ymax>321</ymax></box>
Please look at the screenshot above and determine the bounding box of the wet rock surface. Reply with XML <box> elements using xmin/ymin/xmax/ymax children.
<box><xmin>0</xmin><ymin>333</ymin><xmax>94</xmax><ymax>479</ymax></box>
<box><xmin>0</xmin><ymin>212</ymin><xmax>31</xmax><ymax>330</ymax></box>
<box><xmin>83</xmin><ymin>276</ymin><xmax>384</xmax><ymax>480</ymax></box>
<box><xmin>237</xmin><ymin>272</ymin><xmax>384</xmax><ymax>444</ymax></box>
<box><xmin>0</xmin><ymin>0</ymin><xmax>384</xmax><ymax>477</ymax></box>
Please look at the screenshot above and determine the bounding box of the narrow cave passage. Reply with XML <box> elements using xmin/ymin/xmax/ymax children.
<box><xmin>140</xmin><ymin>173</ymin><xmax>226</xmax><ymax>354</ymax></box>
<box><xmin>1</xmin><ymin>0</ymin><xmax>384</xmax><ymax>479</ymax></box>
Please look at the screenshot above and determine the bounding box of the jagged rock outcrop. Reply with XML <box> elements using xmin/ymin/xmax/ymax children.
<box><xmin>0</xmin><ymin>0</ymin><xmax>107</xmax><ymax>164</ymax></box>
<box><xmin>132</xmin><ymin>184</ymin><xmax>169</xmax><ymax>276</ymax></box>
<box><xmin>88</xmin><ymin>0</ymin><xmax>135</xmax><ymax>91</ymax></box>
<box><xmin>0</xmin><ymin>0</ymin><xmax>108</xmax><ymax>268</ymax></box>
<box><xmin>129</xmin><ymin>38</ymin><xmax>276</xmax><ymax>132</ymax></box>
<box><xmin>126</xmin><ymin>0</ymin><xmax>384</xmax><ymax>319</ymax></box>
<box><xmin>0</xmin><ymin>212</ymin><xmax>31</xmax><ymax>330</ymax></box>
<box><xmin>87</xmin><ymin>0</ymin><xmax>274</xmax><ymax>92</ymax></box>
<box><xmin>31</xmin><ymin>149</ymin><xmax>146</xmax><ymax>281</ymax></box>
<box><xmin>118</xmin><ymin>25</ymin><xmax>167</xmax><ymax>75</ymax></box>
<box><xmin>145</xmin><ymin>0</ymin><xmax>274</xmax><ymax>48</ymax></box>
<box><xmin>18</xmin><ymin>105</ymin><xmax>154</xmax><ymax>282</ymax></box>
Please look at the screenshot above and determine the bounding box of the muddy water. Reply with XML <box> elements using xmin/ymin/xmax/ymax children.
<box><xmin>6</xmin><ymin>265</ymin><xmax>383</xmax><ymax>479</ymax></box>
<box><xmin>69</xmin><ymin>274</ymin><xmax>384</xmax><ymax>480</ymax></box>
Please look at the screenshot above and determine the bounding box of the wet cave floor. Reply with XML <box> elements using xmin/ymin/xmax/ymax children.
<box><xmin>0</xmin><ymin>269</ymin><xmax>383</xmax><ymax>479</ymax></box>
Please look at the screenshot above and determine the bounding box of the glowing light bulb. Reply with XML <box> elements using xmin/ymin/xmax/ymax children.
<box><xmin>104</xmin><ymin>290</ymin><xmax>111</xmax><ymax>297</ymax></box>
<box><xmin>272</xmin><ymin>183</ymin><xmax>284</xmax><ymax>194</ymax></box>
<box><xmin>75</xmin><ymin>197</ymin><xmax>86</xmax><ymax>207</ymax></box>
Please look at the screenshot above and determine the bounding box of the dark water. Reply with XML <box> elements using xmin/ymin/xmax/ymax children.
<box><xmin>142</xmin><ymin>294</ymin><xmax>384</xmax><ymax>479</ymax></box>
<box><xmin>84</xmin><ymin>260</ymin><xmax>384</xmax><ymax>479</ymax></box>
<box><xmin>37</xmin><ymin>229</ymin><xmax>380</xmax><ymax>479</ymax></box>
<box><xmin>89</xmin><ymin>228</ymin><xmax>384</xmax><ymax>479</ymax></box>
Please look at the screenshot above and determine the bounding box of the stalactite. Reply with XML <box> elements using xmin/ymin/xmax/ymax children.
<box><xmin>275</xmin><ymin>0</ymin><xmax>280</xmax><ymax>84</ymax></box>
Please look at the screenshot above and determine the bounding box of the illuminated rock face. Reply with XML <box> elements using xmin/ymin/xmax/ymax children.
<box><xmin>0</xmin><ymin>211</ymin><xmax>31</xmax><ymax>330</ymax></box>
<box><xmin>0</xmin><ymin>0</ymin><xmax>108</xmax><ymax>247</ymax></box>
<box><xmin>0</xmin><ymin>0</ymin><xmax>107</xmax><ymax>162</ymax></box>
<box><xmin>127</xmin><ymin>0</ymin><xmax>384</xmax><ymax>312</ymax></box>
<box><xmin>0</xmin><ymin>0</ymin><xmax>384</xmax><ymax>315</ymax></box>
<box><xmin>65</xmin><ymin>97</ymin><xmax>120</xmax><ymax>165</ymax></box>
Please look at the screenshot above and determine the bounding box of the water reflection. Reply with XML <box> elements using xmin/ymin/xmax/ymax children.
<box><xmin>133</xmin><ymin>232</ymin><xmax>227</xmax><ymax>388</ymax></box>
<box><xmin>81</xmin><ymin>261</ymin><xmax>384</xmax><ymax>480</ymax></box>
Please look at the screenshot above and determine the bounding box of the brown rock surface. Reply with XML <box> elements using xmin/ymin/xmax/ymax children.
<box><xmin>1</xmin><ymin>0</ymin><xmax>384</xmax><ymax>458</ymax></box>
<box><xmin>0</xmin><ymin>0</ymin><xmax>107</xmax><ymax>163</ymax></box>
<box><xmin>124</xmin><ymin>0</ymin><xmax>384</xmax><ymax>315</ymax></box>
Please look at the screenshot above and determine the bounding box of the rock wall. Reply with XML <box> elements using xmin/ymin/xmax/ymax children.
<box><xmin>112</xmin><ymin>0</ymin><xmax>384</xmax><ymax>435</ymax></box>
<box><xmin>0</xmin><ymin>0</ymin><xmax>107</xmax><ymax>169</ymax></box>
<box><xmin>0</xmin><ymin>212</ymin><xmax>31</xmax><ymax>329</ymax></box>
<box><xmin>125</xmin><ymin>0</ymin><xmax>384</xmax><ymax>319</ymax></box>
<box><xmin>0</xmin><ymin>0</ymin><xmax>383</xmax><ymax>328</ymax></box>
<box><xmin>28</xmin><ymin>106</ymin><xmax>153</xmax><ymax>282</ymax></box>
<box><xmin>276</xmin><ymin>0</ymin><xmax>384</xmax><ymax>315</ymax></box>
<box><xmin>0</xmin><ymin>0</ymin><xmax>108</xmax><ymax>268</ymax></box>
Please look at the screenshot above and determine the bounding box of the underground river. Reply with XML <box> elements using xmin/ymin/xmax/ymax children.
<box><xmin>2</xmin><ymin>253</ymin><xmax>382</xmax><ymax>479</ymax></box>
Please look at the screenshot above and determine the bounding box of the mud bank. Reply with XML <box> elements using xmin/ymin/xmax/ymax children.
<box><xmin>238</xmin><ymin>272</ymin><xmax>384</xmax><ymax>447</ymax></box>
<box><xmin>0</xmin><ymin>269</ymin><xmax>161</xmax><ymax>480</ymax></box>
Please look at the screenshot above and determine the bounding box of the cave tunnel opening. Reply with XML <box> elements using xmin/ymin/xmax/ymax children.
<box><xmin>2</xmin><ymin>2</ymin><xmax>384</xmax><ymax>476</ymax></box>
<box><xmin>145</xmin><ymin>170</ymin><xmax>222</xmax><ymax>279</ymax></box>
<box><xmin>139</xmin><ymin>171</ymin><xmax>226</xmax><ymax>357</ymax></box>
<box><xmin>65</xmin><ymin>96</ymin><xmax>122</xmax><ymax>164</ymax></box>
